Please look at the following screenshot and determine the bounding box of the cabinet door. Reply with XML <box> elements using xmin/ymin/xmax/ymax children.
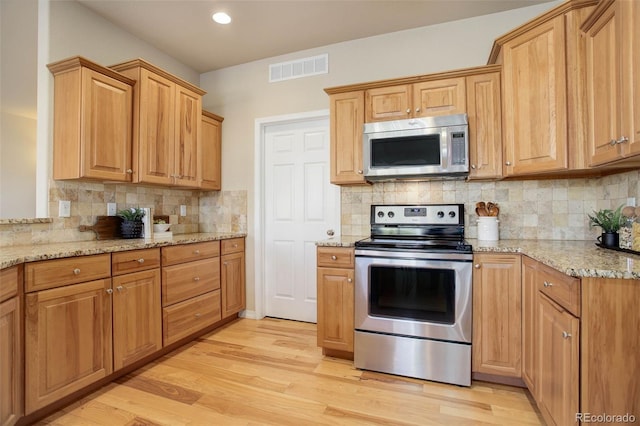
<box><xmin>137</xmin><ymin>69</ymin><xmax>175</xmax><ymax>185</ymax></box>
<box><xmin>466</xmin><ymin>72</ymin><xmax>502</xmax><ymax>179</ymax></box>
<box><xmin>472</xmin><ymin>254</ymin><xmax>522</xmax><ymax>378</ymax></box>
<box><xmin>174</xmin><ymin>85</ymin><xmax>202</xmax><ymax>187</ymax></box>
<box><xmin>0</xmin><ymin>297</ymin><xmax>21</xmax><ymax>426</ymax></box>
<box><xmin>25</xmin><ymin>279</ymin><xmax>113</xmax><ymax>414</ymax></box>
<box><xmin>521</xmin><ymin>256</ymin><xmax>538</xmax><ymax>398</ymax></box>
<box><xmin>329</xmin><ymin>91</ymin><xmax>366</xmax><ymax>185</ymax></box>
<box><xmin>621</xmin><ymin>0</ymin><xmax>640</xmax><ymax>158</ymax></box>
<box><xmin>412</xmin><ymin>77</ymin><xmax>466</xmax><ymax>118</ymax></box>
<box><xmin>317</xmin><ymin>267</ymin><xmax>354</xmax><ymax>352</ymax></box>
<box><xmin>538</xmin><ymin>293</ymin><xmax>579</xmax><ymax>426</ymax></box>
<box><xmin>221</xmin><ymin>252</ymin><xmax>245</xmax><ymax>318</ymax></box>
<box><xmin>112</xmin><ymin>270</ymin><xmax>162</xmax><ymax>371</ymax></box>
<box><xmin>365</xmin><ymin>85</ymin><xmax>411</xmax><ymax>122</ymax></box>
<box><xmin>80</xmin><ymin>68</ymin><xmax>133</xmax><ymax>181</ymax></box>
<box><xmin>200</xmin><ymin>112</ymin><xmax>222</xmax><ymax>190</ymax></box>
<box><xmin>502</xmin><ymin>16</ymin><xmax>568</xmax><ymax>175</ymax></box>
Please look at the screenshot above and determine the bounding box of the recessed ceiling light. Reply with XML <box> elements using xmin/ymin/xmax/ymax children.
<box><xmin>212</xmin><ymin>12</ymin><xmax>231</xmax><ymax>25</ymax></box>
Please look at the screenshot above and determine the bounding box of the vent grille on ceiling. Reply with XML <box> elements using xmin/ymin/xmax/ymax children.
<box><xmin>269</xmin><ymin>54</ymin><xmax>328</xmax><ymax>83</ymax></box>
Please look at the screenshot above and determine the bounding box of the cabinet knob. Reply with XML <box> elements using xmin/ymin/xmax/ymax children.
<box><xmin>505</xmin><ymin>161</ymin><xmax>512</xmax><ymax>166</ymax></box>
<box><xmin>406</xmin><ymin>109</ymin><xmax>411</xmax><ymax>114</ymax></box>
<box><xmin>347</xmin><ymin>278</ymin><xmax>353</xmax><ymax>283</ymax></box>
<box><xmin>116</xmin><ymin>286</ymin><xmax>124</xmax><ymax>292</ymax></box>
<box><xmin>331</xmin><ymin>255</ymin><xmax>337</xmax><ymax>260</ymax></box>
<box><xmin>357</xmin><ymin>170</ymin><xmax>363</xmax><ymax>174</ymax></box>
<box><xmin>474</xmin><ymin>264</ymin><xmax>480</xmax><ymax>269</ymax></box>
<box><xmin>126</xmin><ymin>169</ymin><xmax>133</xmax><ymax>174</ymax></box>
<box><xmin>471</xmin><ymin>164</ymin><xmax>476</xmax><ymax>169</ymax></box>
<box><xmin>194</xmin><ymin>250</ymin><xmax>200</xmax><ymax>255</ymax></box>
<box><xmin>326</xmin><ymin>229</ymin><xmax>335</xmax><ymax>237</ymax></box>
<box><xmin>195</xmin><ymin>313</ymin><xmax>202</xmax><ymax>318</ymax></box>
<box><xmin>233</xmin><ymin>243</ymin><xmax>238</xmax><ymax>248</ymax></box>
<box><xmin>194</xmin><ymin>277</ymin><xmax>200</xmax><ymax>281</ymax></box>
<box><xmin>543</xmin><ymin>281</ymin><xmax>553</xmax><ymax>287</ymax></box>
<box><xmin>224</xmin><ymin>262</ymin><xmax>228</xmax><ymax>265</ymax></box>
<box><xmin>73</xmin><ymin>268</ymin><xmax>81</xmax><ymax>275</ymax></box>
<box><xmin>562</xmin><ymin>331</ymin><xmax>572</xmax><ymax>339</ymax></box>
<box><xmin>106</xmin><ymin>288</ymin><xmax>113</xmax><ymax>295</ymax></box>
<box><xmin>137</xmin><ymin>258</ymin><xmax>145</xmax><ymax>264</ymax></box>
<box><xmin>415</xmin><ymin>108</ymin><xmax>420</xmax><ymax>113</ymax></box>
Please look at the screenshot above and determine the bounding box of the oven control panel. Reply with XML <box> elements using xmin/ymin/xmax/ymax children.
<box><xmin>371</xmin><ymin>204</ymin><xmax>463</xmax><ymax>225</ymax></box>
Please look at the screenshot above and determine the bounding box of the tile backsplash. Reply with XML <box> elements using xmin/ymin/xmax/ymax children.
<box><xmin>341</xmin><ymin>170</ymin><xmax>640</xmax><ymax>241</ymax></box>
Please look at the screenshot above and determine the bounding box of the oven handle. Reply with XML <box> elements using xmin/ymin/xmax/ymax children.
<box><xmin>355</xmin><ymin>249</ymin><xmax>472</xmax><ymax>261</ymax></box>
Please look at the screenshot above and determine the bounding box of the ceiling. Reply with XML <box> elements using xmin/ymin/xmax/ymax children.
<box><xmin>76</xmin><ymin>0</ymin><xmax>554</xmax><ymax>74</ymax></box>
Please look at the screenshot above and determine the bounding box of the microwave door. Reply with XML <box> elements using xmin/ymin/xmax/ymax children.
<box><xmin>367</xmin><ymin>131</ymin><xmax>443</xmax><ymax>178</ymax></box>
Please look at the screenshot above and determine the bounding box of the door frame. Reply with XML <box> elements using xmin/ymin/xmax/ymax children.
<box><xmin>253</xmin><ymin>109</ymin><xmax>330</xmax><ymax>320</ymax></box>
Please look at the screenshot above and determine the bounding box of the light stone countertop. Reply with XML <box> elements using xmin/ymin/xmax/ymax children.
<box><xmin>316</xmin><ymin>237</ymin><xmax>640</xmax><ymax>280</ymax></box>
<box><xmin>0</xmin><ymin>232</ymin><xmax>247</xmax><ymax>269</ymax></box>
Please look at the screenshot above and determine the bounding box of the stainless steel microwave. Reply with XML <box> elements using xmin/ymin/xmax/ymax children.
<box><xmin>362</xmin><ymin>114</ymin><xmax>469</xmax><ymax>181</ymax></box>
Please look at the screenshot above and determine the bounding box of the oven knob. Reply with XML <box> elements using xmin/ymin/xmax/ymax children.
<box><xmin>377</xmin><ymin>211</ymin><xmax>384</xmax><ymax>218</ymax></box>
<box><xmin>449</xmin><ymin>211</ymin><xmax>456</xmax><ymax>218</ymax></box>
<box><xmin>388</xmin><ymin>211</ymin><xmax>395</xmax><ymax>218</ymax></box>
<box><xmin>437</xmin><ymin>211</ymin><xmax>444</xmax><ymax>218</ymax></box>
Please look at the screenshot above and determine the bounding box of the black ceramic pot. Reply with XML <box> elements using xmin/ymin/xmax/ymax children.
<box><xmin>597</xmin><ymin>231</ymin><xmax>619</xmax><ymax>248</ymax></box>
<box><xmin>121</xmin><ymin>220</ymin><xmax>143</xmax><ymax>239</ymax></box>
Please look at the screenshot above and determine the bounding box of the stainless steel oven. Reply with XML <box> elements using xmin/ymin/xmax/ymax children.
<box><xmin>354</xmin><ymin>204</ymin><xmax>473</xmax><ymax>386</ymax></box>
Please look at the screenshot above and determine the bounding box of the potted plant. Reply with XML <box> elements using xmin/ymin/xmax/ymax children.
<box><xmin>588</xmin><ymin>205</ymin><xmax>624</xmax><ymax>247</ymax></box>
<box><xmin>117</xmin><ymin>207</ymin><xmax>146</xmax><ymax>238</ymax></box>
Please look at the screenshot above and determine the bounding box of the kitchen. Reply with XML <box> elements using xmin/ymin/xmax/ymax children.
<box><xmin>2</xmin><ymin>0</ymin><xmax>640</xmax><ymax>425</ymax></box>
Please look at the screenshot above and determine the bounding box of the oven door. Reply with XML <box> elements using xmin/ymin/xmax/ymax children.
<box><xmin>355</xmin><ymin>250</ymin><xmax>472</xmax><ymax>343</ymax></box>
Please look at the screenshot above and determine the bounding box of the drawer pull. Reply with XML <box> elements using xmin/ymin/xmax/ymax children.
<box><xmin>116</xmin><ymin>286</ymin><xmax>124</xmax><ymax>292</ymax></box>
<box><xmin>195</xmin><ymin>313</ymin><xmax>202</xmax><ymax>318</ymax></box>
<box><xmin>106</xmin><ymin>288</ymin><xmax>113</xmax><ymax>295</ymax></box>
<box><xmin>224</xmin><ymin>262</ymin><xmax>228</xmax><ymax>265</ymax></box>
<box><xmin>194</xmin><ymin>277</ymin><xmax>200</xmax><ymax>281</ymax></box>
<box><xmin>194</xmin><ymin>250</ymin><xmax>200</xmax><ymax>255</ymax></box>
<box><xmin>233</xmin><ymin>243</ymin><xmax>238</xmax><ymax>248</ymax></box>
<box><xmin>73</xmin><ymin>268</ymin><xmax>81</xmax><ymax>275</ymax></box>
<box><xmin>331</xmin><ymin>255</ymin><xmax>337</xmax><ymax>260</ymax></box>
<box><xmin>562</xmin><ymin>331</ymin><xmax>572</xmax><ymax>339</ymax></box>
<box><xmin>137</xmin><ymin>258</ymin><xmax>145</xmax><ymax>264</ymax></box>
<box><xmin>543</xmin><ymin>281</ymin><xmax>553</xmax><ymax>287</ymax></box>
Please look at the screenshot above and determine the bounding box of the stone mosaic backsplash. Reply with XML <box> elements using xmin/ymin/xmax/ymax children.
<box><xmin>0</xmin><ymin>180</ymin><xmax>246</xmax><ymax>247</ymax></box>
<box><xmin>341</xmin><ymin>170</ymin><xmax>640</xmax><ymax>241</ymax></box>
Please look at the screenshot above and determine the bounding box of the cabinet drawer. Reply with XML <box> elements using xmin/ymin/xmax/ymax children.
<box><xmin>221</xmin><ymin>238</ymin><xmax>245</xmax><ymax>255</ymax></box>
<box><xmin>25</xmin><ymin>254</ymin><xmax>111</xmax><ymax>292</ymax></box>
<box><xmin>1</xmin><ymin>264</ymin><xmax>21</xmax><ymax>302</ymax></box>
<box><xmin>317</xmin><ymin>247</ymin><xmax>354</xmax><ymax>268</ymax></box>
<box><xmin>161</xmin><ymin>241</ymin><xmax>220</xmax><ymax>266</ymax></box>
<box><xmin>162</xmin><ymin>257</ymin><xmax>220</xmax><ymax>306</ymax></box>
<box><xmin>538</xmin><ymin>263</ymin><xmax>581</xmax><ymax>317</ymax></box>
<box><xmin>163</xmin><ymin>290</ymin><xmax>221</xmax><ymax>346</ymax></box>
<box><xmin>112</xmin><ymin>248</ymin><xmax>161</xmax><ymax>276</ymax></box>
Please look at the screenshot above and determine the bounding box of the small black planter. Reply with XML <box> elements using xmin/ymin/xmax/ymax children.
<box><xmin>120</xmin><ymin>220</ymin><xmax>143</xmax><ymax>239</ymax></box>
<box><xmin>597</xmin><ymin>231</ymin><xmax>619</xmax><ymax>248</ymax></box>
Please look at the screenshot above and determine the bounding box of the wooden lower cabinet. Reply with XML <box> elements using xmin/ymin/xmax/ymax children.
<box><xmin>220</xmin><ymin>238</ymin><xmax>246</xmax><ymax>318</ymax></box>
<box><xmin>521</xmin><ymin>256</ymin><xmax>539</xmax><ymax>397</ymax></box>
<box><xmin>538</xmin><ymin>292</ymin><xmax>579</xmax><ymax>426</ymax></box>
<box><xmin>316</xmin><ymin>247</ymin><xmax>355</xmax><ymax>356</ymax></box>
<box><xmin>24</xmin><ymin>279</ymin><xmax>113</xmax><ymax>414</ymax></box>
<box><xmin>0</xmin><ymin>266</ymin><xmax>22</xmax><ymax>426</ymax></box>
<box><xmin>472</xmin><ymin>253</ymin><xmax>522</xmax><ymax>379</ymax></box>
<box><xmin>163</xmin><ymin>291</ymin><xmax>221</xmax><ymax>345</ymax></box>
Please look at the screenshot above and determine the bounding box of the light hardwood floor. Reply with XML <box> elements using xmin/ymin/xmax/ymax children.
<box><xmin>37</xmin><ymin>318</ymin><xmax>544</xmax><ymax>425</ymax></box>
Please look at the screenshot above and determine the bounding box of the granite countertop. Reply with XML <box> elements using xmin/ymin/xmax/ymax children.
<box><xmin>316</xmin><ymin>237</ymin><xmax>640</xmax><ymax>280</ymax></box>
<box><xmin>0</xmin><ymin>232</ymin><xmax>247</xmax><ymax>269</ymax></box>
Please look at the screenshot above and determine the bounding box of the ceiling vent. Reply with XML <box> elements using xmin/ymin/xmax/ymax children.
<box><xmin>269</xmin><ymin>54</ymin><xmax>328</xmax><ymax>83</ymax></box>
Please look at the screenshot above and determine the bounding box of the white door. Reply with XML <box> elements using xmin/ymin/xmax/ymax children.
<box><xmin>264</xmin><ymin>116</ymin><xmax>340</xmax><ymax>323</ymax></box>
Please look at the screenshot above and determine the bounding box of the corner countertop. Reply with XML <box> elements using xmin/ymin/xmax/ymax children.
<box><xmin>0</xmin><ymin>232</ymin><xmax>247</xmax><ymax>269</ymax></box>
<box><xmin>316</xmin><ymin>237</ymin><xmax>640</xmax><ymax>280</ymax></box>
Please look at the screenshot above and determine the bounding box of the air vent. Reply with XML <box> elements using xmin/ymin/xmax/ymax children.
<box><xmin>269</xmin><ymin>54</ymin><xmax>328</xmax><ymax>83</ymax></box>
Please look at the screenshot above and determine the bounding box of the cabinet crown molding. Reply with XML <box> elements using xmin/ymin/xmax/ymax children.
<box><xmin>110</xmin><ymin>58</ymin><xmax>206</xmax><ymax>96</ymax></box>
<box><xmin>47</xmin><ymin>56</ymin><xmax>136</xmax><ymax>86</ymax></box>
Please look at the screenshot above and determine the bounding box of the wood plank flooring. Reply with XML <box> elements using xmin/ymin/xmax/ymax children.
<box><xmin>37</xmin><ymin>318</ymin><xmax>544</xmax><ymax>425</ymax></box>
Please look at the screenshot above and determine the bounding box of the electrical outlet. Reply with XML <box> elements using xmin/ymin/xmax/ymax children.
<box><xmin>58</xmin><ymin>200</ymin><xmax>71</xmax><ymax>217</ymax></box>
<box><xmin>180</xmin><ymin>205</ymin><xmax>187</xmax><ymax>216</ymax></box>
<box><xmin>107</xmin><ymin>203</ymin><xmax>117</xmax><ymax>216</ymax></box>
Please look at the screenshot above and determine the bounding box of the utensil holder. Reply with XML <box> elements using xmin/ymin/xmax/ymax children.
<box><xmin>477</xmin><ymin>217</ymin><xmax>499</xmax><ymax>241</ymax></box>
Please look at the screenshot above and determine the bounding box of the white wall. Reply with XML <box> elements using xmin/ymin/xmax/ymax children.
<box><xmin>198</xmin><ymin>1</ymin><xmax>561</xmax><ymax>314</ymax></box>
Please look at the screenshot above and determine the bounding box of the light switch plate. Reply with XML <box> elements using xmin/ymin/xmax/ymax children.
<box><xmin>180</xmin><ymin>205</ymin><xmax>187</xmax><ymax>216</ymax></box>
<box><xmin>58</xmin><ymin>200</ymin><xmax>71</xmax><ymax>217</ymax></box>
<box><xmin>107</xmin><ymin>202</ymin><xmax>117</xmax><ymax>216</ymax></box>
<box><xmin>627</xmin><ymin>197</ymin><xmax>636</xmax><ymax>207</ymax></box>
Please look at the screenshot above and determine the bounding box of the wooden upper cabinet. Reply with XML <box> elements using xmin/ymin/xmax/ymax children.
<box><xmin>466</xmin><ymin>71</ymin><xmax>502</xmax><ymax>179</ymax></box>
<box><xmin>200</xmin><ymin>110</ymin><xmax>224</xmax><ymax>191</ymax></box>
<box><xmin>111</xmin><ymin>59</ymin><xmax>205</xmax><ymax>188</ymax></box>
<box><xmin>48</xmin><ymin>57</ymin><xmax>134</xmax><ymax>182</ymax></box>
<box><xmin>365</xmin><ymin>78</ymin><xmax>466</xmax><ymax>122</ymax></box>
<box><xmin>501</xmin><ymin>16</ymin><xmax>569</xmax><ymax>176</ymax></box>
<box><xmin>329</xmin><ymin>91</ymin><xmax>366</xmax><ymax>185</ymax></box>
<box><xmin>583</xmin><ymin>0</ymin><xmax>640</xmax><ymax>166</ymax></box>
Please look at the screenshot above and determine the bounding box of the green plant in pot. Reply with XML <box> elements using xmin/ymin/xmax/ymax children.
<box><xmin>117</xmin><ymin>207</ymin><xmax>146</xmax><ymax>239</ymax></box>
<box><xmin>588</xmin><ymin>205</ymin><xmax>624</xmax><ymax>247</ymax></box>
